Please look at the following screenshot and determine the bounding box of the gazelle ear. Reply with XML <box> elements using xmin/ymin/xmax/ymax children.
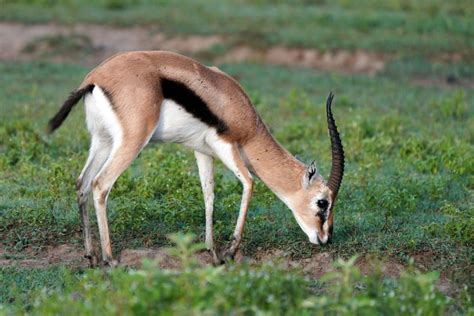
<box><xmin>302</xmin><ymin>160</ymin><xmax>318</xmax><ymax>188</ymax></box>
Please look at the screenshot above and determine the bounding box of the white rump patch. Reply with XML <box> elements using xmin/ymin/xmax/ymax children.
<box><xmin>84</xmin><ymin>86</ymin><xmax>123</xmax><ymax>176</ymax></box>
<box><xmin>84</xmin><ymin>86</ymin><xmax>123</xmax><ymax>143</ymax></box>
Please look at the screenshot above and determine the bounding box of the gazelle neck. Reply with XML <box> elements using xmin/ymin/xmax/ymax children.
<box><xmin>240</xmin><ymin>124</ymin><xmax>305</xmax><ymax>200</ymax></box>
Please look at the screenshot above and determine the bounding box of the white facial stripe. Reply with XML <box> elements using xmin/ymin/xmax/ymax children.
<box><xmin>281</xmin><ymin>197</ymin><xmax>319</xmax><ymax>245</ymax></box>
<box><xmin>293</xmin><ymin>212</ymin><xmax>319</xmax><ymax>244</ymax></box>
<box><xmin>323</xmin><ymin>221</ymin><xmax>330</xmax><ymax>234</ymax></box>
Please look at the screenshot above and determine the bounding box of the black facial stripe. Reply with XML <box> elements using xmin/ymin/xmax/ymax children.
<box><xmin>317</xmin><ymin>212</ymin><xmax>326</xmax><ymax>222</ymax></box>
<box><xmin>161</xmin><ymin>78</ymin><xmax>228</xmax><ymax>134</ymax></box>
<box><xmin>317</xmin><ymin>209</ymin><xmax>328</xmax><ymax>222</ymax></box>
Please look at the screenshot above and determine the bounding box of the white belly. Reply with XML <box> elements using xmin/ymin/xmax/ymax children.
<box><xmin>151</xmin><ymin>99</ymin><xmax>214</xmax><ymax>155</ymax></box>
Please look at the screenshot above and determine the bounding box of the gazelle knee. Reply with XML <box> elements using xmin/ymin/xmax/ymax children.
<box><xmin>76</xmin><ymin>177</ymin><xmax>83</xmax><ymax>191</ymax></box>
<box><xmin>92</xmin><ymin>178</ymin><xmax>109</xmax><ymax>205</ymax></box>
<box><xmin>76</xmin><ymin>177</ymin><xmax>90</xmax><ymax>204</ymax></box>
<box><xmin>243</xmin><ymin>177</ymin><xmax>253</xmax><ymax>194</ymax></box>
<box><xmin>246</xmin><ymin>178</ymin><xmax>253</xmax><ymax>189</ymax></box>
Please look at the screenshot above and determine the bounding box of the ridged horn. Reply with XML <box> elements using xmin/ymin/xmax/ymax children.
<box><xmin>326</xmin><ymin>92</ymin><xmax>345</xmax><ymax>202</ymax></box>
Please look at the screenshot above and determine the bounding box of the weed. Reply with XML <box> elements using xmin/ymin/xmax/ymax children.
<box><xmin>437</xmin><ymin>90</ymin><xmax>469</xmax><ymax>120</ymax></box>
<box><xmin>423</xmin><ymin>203</ymin><xmax>474</xmax><ymax>246</ymax></box>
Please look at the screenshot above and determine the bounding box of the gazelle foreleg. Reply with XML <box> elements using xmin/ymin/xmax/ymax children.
<box><xmin>208</xmin><ymin>137</ymin><xmax>253</xmax><ymax>261</ymax></box>
<box><xmin>225</xmin><ymin>169</ymin><xmax>253</xmax><ymax>259</ymax></box>
<box><xmin>194</xmin><ymin>151</ymin><xmax>219</xmax><ymax>263</ymax></box>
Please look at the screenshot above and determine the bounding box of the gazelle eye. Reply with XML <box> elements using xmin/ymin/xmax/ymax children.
<box><xmin>317</xmin><ymin>199</ymin><xmax>329</xmax><ymax>210</ymax></box>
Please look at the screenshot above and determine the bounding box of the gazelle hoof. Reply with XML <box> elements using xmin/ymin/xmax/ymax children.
<box><xmin>208</xmin><ymin>249</ymin><xmax>223</xmax><ymax>266</ymax></box>
<box><xmin>217</xmin><ymin>248</ymin><xmax>237</xmax><ymax>265</ymax></box>
<box><xmin>103</xmin><ymin>259</ymin><xmax>119</xmax><ymax>268</ymax></box>
<box><xmin>85</xmin><ymin>254</ymin><xmax>99</xmax><ymax>268</ymax></box>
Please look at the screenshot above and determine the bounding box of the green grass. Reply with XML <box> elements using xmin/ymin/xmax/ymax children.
<box><xmin>0</xmin><ymin>266</ymin><xmax>74</xmax><ymax>308</ymax></box>
<box><xmin>1</xmin><ymin>0</ymin><xmax>473</xmax><ymax>58</ymax></box>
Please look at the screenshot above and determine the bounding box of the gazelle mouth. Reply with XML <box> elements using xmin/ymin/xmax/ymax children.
<box><xmin>317</xmin><ymin>232</ymin><xmax>329</xmax><ymax>245</ymax></box>
<box><xmin>308</xmin><ymin>231</ymin><xmax>329</xmax><ymax>245</ymax></box>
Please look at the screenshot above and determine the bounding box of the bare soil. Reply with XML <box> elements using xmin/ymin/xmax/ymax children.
<box><xmin>0</xmin><ymin>22</ymin><xmax>384</xmax><ymax>74</ymax></box>
<box><xmin>217</xmin><ymin>45</ymin><xmax>385</xmax><ymax>75</ymax></box>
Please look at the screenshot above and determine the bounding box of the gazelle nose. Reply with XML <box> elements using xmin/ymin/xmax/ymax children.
<box><xmin>316</xmin><ymin>234</ymin><xmax>329</xmax><ymax>245</ymax></box>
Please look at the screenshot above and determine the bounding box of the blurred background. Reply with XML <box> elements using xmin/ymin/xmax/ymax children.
<box><xmin>0</xmin><ymin>0</ymin><xmax>472</xmax><ymax>83</ymax></box>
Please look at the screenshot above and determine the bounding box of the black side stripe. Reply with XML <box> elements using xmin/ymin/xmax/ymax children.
<box><xmin>161</xmin><ymin>79</ymin><xmax>228</xmax><ymax>134</ymax></box>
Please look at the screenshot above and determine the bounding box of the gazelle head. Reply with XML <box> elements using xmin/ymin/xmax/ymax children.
<box><xmin>287</xmin><ymin>93</ymin><xmax>345</xmax><ymax>245</ymax></box>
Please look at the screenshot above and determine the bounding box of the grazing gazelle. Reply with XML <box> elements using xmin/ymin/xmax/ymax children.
<box><xmin>48</xmin><ymin>51</ymin><xmax>344</xmax><ymax>267</ymax></box>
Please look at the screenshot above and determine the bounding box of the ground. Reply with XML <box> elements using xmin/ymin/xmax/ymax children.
<box><xmin>0</xmin><ymin>1</ymin><xmax>472</xmax><ymax>314</ymax></box>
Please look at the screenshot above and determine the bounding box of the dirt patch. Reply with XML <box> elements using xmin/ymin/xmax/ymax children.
<box><xmin>0</xmin><ymin>244</ymin><xmax>214</xmax><ymax>269</ymax></box>
<box><xmin>217</xmin><ymin>46</ymin><xmax>385</xmax><ymax>75</ymax></box>
<box><xmin>0</xmin><ymin>243</ymin><xmax>457</xmax><ymax>295</ymax></box>
<box><xmin>409</xmin><ymin>250</ymin><xmax>437</xmax><ymax>270</ymax></box>
<box><xmin>119</xmin><ymin>248</ymin><xmax>216</xmax><ymax>269</ymax></box>
<box><xmin>356</xmin><ymin>256</ymin><xmax>404</xmax><ymax>278</ymax></box>
<box><xmin>248</xmin><ymin>249</ymin><xmax>334</xmax><ymax>278</ymax></box>
<box><xmin>46</xmin><ymin>244</ymin><xmax>88</xmax><ymax>266</ymax></box>
<box><xmin>0</xmin><ymin>244</ymin><xmax>87</xmax><ymax>268</ymax></box>
<box><xmin>0</xmin><ymin>245</ymin><xmax>337</xmax><ymax>277</ymax></box>
<box><xmin>0</xmin><ymin>22</ymin><xmax>385</xmax><ymax>74</ymax></box>
<box><xmin>120</xmin><ymin>249</ymin><xmax>180</xmax><ymax>269</ymax></box>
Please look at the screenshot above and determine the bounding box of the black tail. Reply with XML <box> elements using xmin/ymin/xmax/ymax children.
<box><xmin>47</xmin><ymin>84</ymin><xmax>95</xmax><ymax>134</ymax></box>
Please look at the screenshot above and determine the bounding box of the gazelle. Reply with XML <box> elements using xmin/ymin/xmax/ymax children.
<box><xmin>48</xmin><ymin>51</ymin><xmax>344</xmax><ymax>267</ymax></box>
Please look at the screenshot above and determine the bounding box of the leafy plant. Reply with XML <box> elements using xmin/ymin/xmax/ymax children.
<box><xmin>424</xmin><ymin>203</ymin><xmax>474</xmax><ymax>246</ymax></box>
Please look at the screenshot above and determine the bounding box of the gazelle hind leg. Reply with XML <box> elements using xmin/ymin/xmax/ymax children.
<box><xmin>194</xmin><ymin>151</ymin><xmax>219</xmax><ymax>263</ymax></box>
<box><xmin>85</xmin><ymin>85</ymin><xmax>161</xmax><ymax>266</ymax></box>
<box><xmin>92</xmin><ymin>136</ymin><xmax>152</xmax><ymax>266</ymax></box>
<box><xmin>77</xmin><ymin>86</ymin><xmax>117</xmax><ymax>267</ymax></box>
<box><xmin>207</xmin><ymin>134</ymin><xmax>253</xmax><ymax>261</ymax></box>
<box><xmin>76</xmin><ymin>136</ymin><xmax>113</xmax><ymax>267</ymax></box>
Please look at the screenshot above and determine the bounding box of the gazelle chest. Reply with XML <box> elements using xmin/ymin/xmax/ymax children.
<box><xmin>151</xmin><ymin>99</ymin><xmax>215</xmax><ymax>155</ymax></box>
